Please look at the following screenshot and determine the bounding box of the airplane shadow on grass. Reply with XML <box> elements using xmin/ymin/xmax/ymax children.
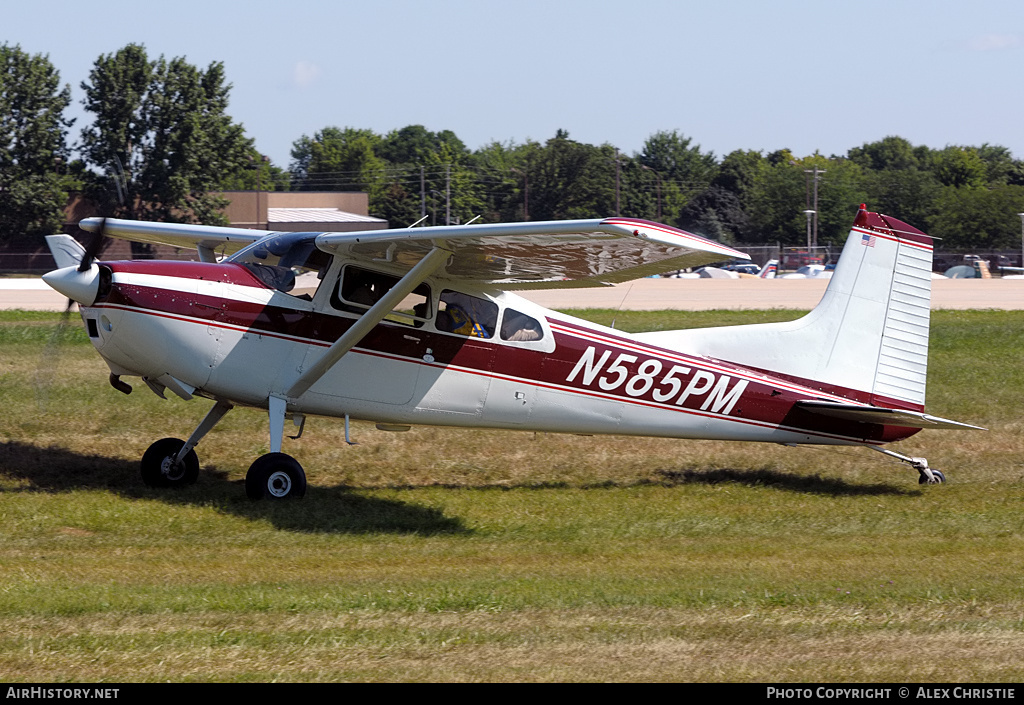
<box><xmin>0</xmin><ymin>441</ymin><xmax>468</xmax><ymax>535</ymax></box>
<box><xmin>0</xmin><ymin>443</ymin><xmax>919</xmax><ymax>535</ymax></box>
<box><xmin>653</xmin><ymin>467</ymin><xmax>921</xmax><ymax>496</ymax></box>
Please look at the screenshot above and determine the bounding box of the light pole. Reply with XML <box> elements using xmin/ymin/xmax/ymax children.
<box><xmin>803</xmin><ymin>210</ymin><xmax>815</xmax><ymax>256</ymax></box>
<box><xmin>804</xmin><ymin>167</ymin><xmax>825</xmax><ymax>247</ymax></box>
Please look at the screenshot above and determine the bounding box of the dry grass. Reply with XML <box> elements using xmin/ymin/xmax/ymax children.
<box><xmin>1</xmin><ymin>310</ymin><xmax>1023</xmax><ymax>682</ymax></box>
<box><xmin>2</xmin><ymin>607</ymin><xmax>1023</xmax><ymax>682</ymax></box>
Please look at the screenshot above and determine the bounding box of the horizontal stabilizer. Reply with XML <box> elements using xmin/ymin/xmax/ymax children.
<box><xmin>797</xmin><ymin>400</ymin><xmax>985</xmax><ymax>430</ymax></box>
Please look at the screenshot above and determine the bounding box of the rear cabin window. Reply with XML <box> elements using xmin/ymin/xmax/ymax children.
<box><xmin>331</xmin><ymin>266</ymin><xmax>431</xmax><ymax>327</ymax></box>
<box><xmin>500</xmin><ymin>308</ymin><xmax>544</xmax><ymax>342</ymax></box>
<box><xmin>436</xmin><ymin>290</ymin><xmax>498</xmax><ymax>338</ymax></box>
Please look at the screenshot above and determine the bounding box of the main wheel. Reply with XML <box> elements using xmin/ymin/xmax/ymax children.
<box><xmin>141</xmin><ymin>438</ymin><xmax>200</xmax><ymax>488</ymax></box>
<box><xmin>245</xmin><ymin>453</ymin><xmax>306</xmax><ymax>500</ymax></box>
<box><xmin>919</xmin><ymin>469</ymin><xmax>947</xmax><ymax>484</ymax></box>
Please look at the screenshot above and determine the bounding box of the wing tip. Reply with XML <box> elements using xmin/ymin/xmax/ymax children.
<box><xmin>601</xmin><ymin>217</ymin><xmax>749</xmax><ymax>260</ymax></box>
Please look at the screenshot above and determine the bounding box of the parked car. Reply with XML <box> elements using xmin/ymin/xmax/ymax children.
<box><xmin>782</xmin><ymin>252</ymin><xmax>824</xmax><ymax>269</ymax></box>
<box><xmin>721</xmin><ymin>262</ymin><xmax>761</xmax><ymax>275</ymax></box>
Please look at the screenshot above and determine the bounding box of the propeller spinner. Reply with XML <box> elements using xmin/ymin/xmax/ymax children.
<box><xmin>41</xmin><ymin>218</ymin><xmax>110</xmax><ymax>307</ymax></box>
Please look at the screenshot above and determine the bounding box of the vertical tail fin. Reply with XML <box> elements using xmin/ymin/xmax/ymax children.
<box><xmin>637</xmin><ymin>209</ymin><xmax>934</xmax><ymax>410</ymax></box>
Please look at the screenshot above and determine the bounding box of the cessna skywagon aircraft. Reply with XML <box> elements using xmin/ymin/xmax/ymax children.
<box><xmin>42</xmin><ymin>208</ymin><xmax>981</xmax><ymax>500</ymax></box>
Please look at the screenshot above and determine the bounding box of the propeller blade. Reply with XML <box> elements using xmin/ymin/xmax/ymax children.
<box><xmin>78</xmin><ymin>217</ymin><xmax>108</xmax><ymax>272</ymax></box>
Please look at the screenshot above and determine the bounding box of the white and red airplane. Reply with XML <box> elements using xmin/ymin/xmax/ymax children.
<box><xmin>42</xmin><ymin>207</ymin><xmax>981</xmax><ymax>500</ymax></box>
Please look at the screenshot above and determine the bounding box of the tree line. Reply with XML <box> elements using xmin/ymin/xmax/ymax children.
<box><xmin>4</xmin><ymin>42</ymin><xmax>1024</xmax><ymax>253</ymax></box>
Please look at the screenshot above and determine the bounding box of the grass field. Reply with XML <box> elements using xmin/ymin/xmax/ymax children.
<box><xmin>1</xmin><ymin>309</ymin><xmax>1022</xmax><ymax>682</ymax></box>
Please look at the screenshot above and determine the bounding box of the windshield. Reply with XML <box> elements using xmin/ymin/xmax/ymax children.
<box><xmin>227</xmin><ymin>232</ymin><xmax>332</xmax><ymax>298</ymax></box>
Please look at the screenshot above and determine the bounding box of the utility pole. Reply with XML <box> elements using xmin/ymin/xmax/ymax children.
<box><xmin>803</xmin><ymin>210</ymin><xmax>815</xmax><ymax>255</ymax></box>
<box><xmin>511</xmin><ymin>167</ymin><xmax>529</xmax><ymax>220</ymax></box>
<box><xmin>611</xmin><ymin>149</ymin><xmax>622</xmax><ymax>216</ymax></box>
<box><xmin>804</xmin><ymin>166</ymin><xmax>825</xmax><ymax>248</ymax></box>
<box><xmin>641</xmin><ymin>165</ymin><xmax>662</xmax><ymax>220</ymax></box>
<box><xmin>445</xmin><ymin>163</ymin><xmax>451</xmax><ymax>226</ymax></box>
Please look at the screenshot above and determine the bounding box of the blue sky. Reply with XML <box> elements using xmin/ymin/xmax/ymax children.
<box><xmin>7</xmin><ymin>0</ymin><xmax>1024</xmax><ymax>168</ymax></box>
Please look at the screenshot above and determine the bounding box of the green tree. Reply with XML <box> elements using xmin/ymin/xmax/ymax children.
<box><xmin>802</xmin><ymin>155</ymin><xmax>868</xmax><ymax>246</ymax></box>
<box><xmin>470</xmin><ymin>139</ymin><xmax>534</xmax><ymax>222</ymax></box>
<box><xmin>376</xmin><ymin>125</ymin><xmax>481</xmax><ymax>225</ymax></box>
<box><xmin>526</xmin><ymin>130</ymin><xmax>616</xmax><ymax>220</ymax></box>
<box><xmin>0</xmin><ymin>44</ymin><xmax>73</xmax><ymax>242</ymax></box>
<box><xmin>746</xmin><ymin>153</ymin><xmax>804</xmax><ymax>244</ymax></box>
<box><xmin>290</xmin><ymin>126</ymin><xmax>384</xmax><ymax>191</ymax></box>
<box><xmin>848</xmin><ymin>136</ymin><xmax>921</xmax><ymax>172</ymax></box>
<box><xmin>708</xmin><ymin>149</ymin><xmax>766</xmax><ymax>240</ymax></box>
<box><xmin>676</xmin><ymin>186</ymin><xmax>748</xmax><ymax>243</ymax></box>
<box><xmin>218</xmin><ymin>148</ymin><xmax>290</xmax><ymax>191</ymax></box>
<box><xmin>290</xmin><ymin>124</ymin><xmax>484</xmax><ymax>226</ymax></box>
<box><xmin>80</xmin><ymin>45</ymin><xmax>253</xmax><ymax>225</ymax></box>
<box><xmin>974</xmin><ymin>143</ymin><xmax>1017</xmax><ymax>186</ymax></box>
<box><xmin>79</xmin><ymin>43</ymin><xmax>150</xmax><ymax>211</ymax></box>
<box><xmin>418</xmin><ymin>141</ymin><xmax>485</xmax><ymax>225</ymax></box>
<box><xmin>378</xmin><ymin>125</ymin><xmax>468</xmax><ymax>165</ymax></box>
<box><xmin>863</xmin><ymin>168</ymin><xmax>940</xmax><ymax>229</ymax></box>
<box><xmin>636</xmin><ymin>130</ymin><xmax>717</xmax><ymax>222</ymax></box>
<box><xmin>928</xmin><ymin>185</ymin><xmax>1024</xmax><ymax>250</ymax></box>
<box><xmin>929</xmin><ymin>146</ymin><xmax>987</xmax><ymax>189</ymax></box>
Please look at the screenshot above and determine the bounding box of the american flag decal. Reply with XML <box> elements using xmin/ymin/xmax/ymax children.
<box><xmin>861</xmin><ymin>233</ymin><xmax>876</xmax><ymax>247</ymax></box>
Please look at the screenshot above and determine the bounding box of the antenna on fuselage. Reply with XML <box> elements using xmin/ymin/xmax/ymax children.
<box><xmin>406</xmin><ymin>215</ymin><xmax>429</xmax><ymax>228</ymax></box>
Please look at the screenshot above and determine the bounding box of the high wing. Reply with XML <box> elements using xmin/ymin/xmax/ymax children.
<box><xmin>314</xmin><ymin>217</ymin><xmax>748</xmax><ymax>290</ymax></box>
<box><xmin>81</xmin><ymin>216</ymin><xmax>747</xmax><ymax>289</ymax></box>
<box><xmin>80</xmin><ymin>217</ymin><xmax>275</xmax><ymax>261</ymax></box>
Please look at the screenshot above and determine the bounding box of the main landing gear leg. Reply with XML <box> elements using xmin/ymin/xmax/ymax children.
<box><xmin>140</xmin><ymin>400</ymin><xmax>234</xmax><ymax>488</ymax></box>
<box><xmin>245</xmin><ymin>395</ymin><xmax>307</xmax><ymax>501</ymax></box>
<box><xmin>869</xmin><ymin>446</ymin><xmax>946</xmax><ymax>484</ymax></box>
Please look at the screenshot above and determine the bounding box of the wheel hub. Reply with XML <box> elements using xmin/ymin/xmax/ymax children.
<box><xmin>160</xmin><ymin>455</ymin><xmax>185</xmax><ymax>481</ymax></box>
<box><xmin>267</xmin><ymin>470</ymin><xmax>292</xmax><ymax>497</ymax></box>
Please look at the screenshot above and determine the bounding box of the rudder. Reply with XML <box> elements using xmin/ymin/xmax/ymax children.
<box><xmin>634</xmin><ymin>208</ymin><xmax>935</xmax><ymax>410</ymax></box>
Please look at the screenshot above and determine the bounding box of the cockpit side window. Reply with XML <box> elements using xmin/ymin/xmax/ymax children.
<box><xmin>436</xmin><ymin>290</ymin><xmax>498</xmax><ymax>338</ymax></box>
<box><xmin>500</xmin><ymin>308</ymin><xmax>545</xmax><ymax>342</ymax></box>
<box><xmin>331</xmin><ymin>265</ymin><xmax>431</xmax><ymax>327</ymax></box>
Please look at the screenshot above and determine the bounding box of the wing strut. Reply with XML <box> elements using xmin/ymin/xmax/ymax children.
<box><xmin>284</xmin><ymin>245</ymin><xmax>452</xmax><ymax>400</ymax></box>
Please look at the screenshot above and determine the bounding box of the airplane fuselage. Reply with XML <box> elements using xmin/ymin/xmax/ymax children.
<box><xmin>80</xmin><ymin>258</ymin><xmax>919</xmax><ymax>449</ymax></box>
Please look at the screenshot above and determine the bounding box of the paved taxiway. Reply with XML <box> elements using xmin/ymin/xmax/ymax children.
<box><xmin>2</xmin><ymin>276</ymin><xmax>1022</xmax><ymax>311</ymax></box>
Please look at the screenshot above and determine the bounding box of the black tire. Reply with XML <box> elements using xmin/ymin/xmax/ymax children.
<box><xmin>141</xmin><ymin>438</ymin><xmax>200</xmax><ymax>488</ymax></box>
<box><xmin>918</xmin><ymin>469</ymin><xmax>946</xmax><ymax>485</ymax></box>
<box><xmin>245</xmin><ymin>453</ymin><xmax>306</xmax><ymax>500</ymax></box>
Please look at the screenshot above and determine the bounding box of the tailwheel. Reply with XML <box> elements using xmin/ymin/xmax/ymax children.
<box><xmin>868</xmin><ymin>447</ymin><xmax>948</xmax><ymax>485</ymax></box>
<box><xmin>141</xmin><ymin>438</ymin><xmax>200</xmax><ymax>488</ymax></box>
<box><xmin>245</xmin><ymin>452</ymin><xmax>306</xmax><ymax>500</ymax></box>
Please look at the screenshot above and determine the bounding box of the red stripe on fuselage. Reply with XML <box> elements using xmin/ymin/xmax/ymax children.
<box><xmin>95</xmin><ymin>261</ymin><xmax>918</xmax><ymax>444</ymax></box>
